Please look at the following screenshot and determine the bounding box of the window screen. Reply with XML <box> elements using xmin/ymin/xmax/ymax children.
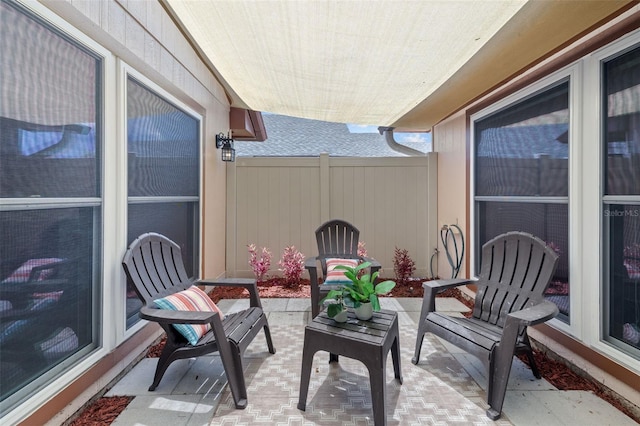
<box><xmin>0</xmin><ymin>0</ymin><xmax>101</xmax><ymax>409</ymax></box>
<box><xmin>474</xmin><ymin>81</ymin><xmax>570</xmax><ymax>322</ymax></box>
<box><xmin>603</xmin><ymin>45</ymin><xmax>640</xmax><ymax>355</ymax></box>
<box><xmin>125</xmin><ymin>77</ymin><xmax>200</xmax><ymax>328</ymax></box>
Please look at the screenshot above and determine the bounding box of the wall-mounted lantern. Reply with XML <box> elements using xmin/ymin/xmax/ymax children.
<box><xmin>216</xmin><ymin>132</ymin><xmax>235</xmax><ymax>162</ymax></box>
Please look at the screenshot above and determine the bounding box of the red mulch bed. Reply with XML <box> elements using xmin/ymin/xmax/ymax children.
<box><xmin>205</xmin><ymin>277</ymin><xmax>427</xmax><ymax>303</ymax></box>
<box><xmin>68</xmin><ymin>396</ymin><xmax>133</xmax><ymax>426</ymax></box>
<box><xmin>71</xmin><ymin>277</ymin><xmax>638</xmax><ymax>424</ymax></box>
<box><xmin>515</xmin><ymin>350</ymin><xmax>638</xmax><ymax>421</ymax></box>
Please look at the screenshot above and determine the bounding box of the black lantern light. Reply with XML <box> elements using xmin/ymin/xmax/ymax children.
<box><xmin>216</xmin><ymin>132</ymin><xmax>235</xmax><ymax>162</ymax></box>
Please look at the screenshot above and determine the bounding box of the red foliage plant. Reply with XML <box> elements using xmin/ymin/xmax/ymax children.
<box><xmin>278</xmin><ymin>245</ymin><xmax>305</xmax><ymax>288</ymax></box>
<box><xmin>247</xmin><ymin>244</ymin><xmax>271</xmax><ymax>282</ymax></box>
<box><xmin>393</xmin><ymin>246</ymin><xmax>415</xmax><ymax>285</ymax></box>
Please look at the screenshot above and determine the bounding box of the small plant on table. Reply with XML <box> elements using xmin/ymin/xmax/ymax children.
<box><xmin>321</xmin><ymin>261</ymin><xmax>395</xmax><ymax>320</ymax></box>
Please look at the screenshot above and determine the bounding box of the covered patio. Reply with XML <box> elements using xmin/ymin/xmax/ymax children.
<box><xmin>1</xmin><ymin>1</ymin><xmax>639</xmax><ymax>424</ymax></box>
<box><xmin>90</xmin><ymin>296</ymin><xmax>633</xmax><ymax>425</ymax></box>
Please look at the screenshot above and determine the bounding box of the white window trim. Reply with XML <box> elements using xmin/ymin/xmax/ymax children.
<box><xmin>2</xmin><ymin>1</ymin><xmax>116</xmax><ymax>424</ymax></box>
<box><xmin>470</xmin><ymin>63</ymin><xmax>581</xmax><ymax>339</ymax></box>
<box><xmin>118</xmin><ymin>61</ymin><xmax>204</xmax><ymax>341</ymax></box>
<box><xmin>581</xmin><ymin>29</ymin><xmax>640</xmax><ymax>374</ymax></box>
<box><xmin>471</xmin><ymin>27</ymin><xmax>640</xmax><ymax>374</ymax></box>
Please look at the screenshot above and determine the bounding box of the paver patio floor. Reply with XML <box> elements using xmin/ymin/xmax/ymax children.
<box><xmin>106</xmin><ymin>298</ymin><xmax>636</xmax><ymax>425</ymax></box>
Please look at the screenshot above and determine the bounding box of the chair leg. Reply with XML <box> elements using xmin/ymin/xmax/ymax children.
<box><xmin>149</xmin><ymin>343</ymin><xmax>180</xmax><ymax>391</ymax></box>
<box><xmin>525</xmin><ymin>348</ymin><xmax>541</xmax><ymax>379</ymax></box>
<box><xmin>230</xmin><ymin>344</ymin><xmax>249</xmax><ymax>408</ymax></box>
<box><xmin>297</xmin><ymin>332</ymin><xmax>316</xmax><ymax>411</ymax></box>
<box><xmin>209</xmin><ymin>314</ymin><xmax>254</xmax><ymax>409</ymax></box>
<box><xmin>263</xmin><ymin>324</ymin><xmax>276</xmax><ymax>354</ymax></box>
<box><xmin>412</xmin><ymin>332</ymin><xmax>425</xmax><ymax>365</ymax></box>
<box><xmin>521</xmin><ymin>333</ymin><xmax>541</xmax><ymax>379</ymax></box>
<box><xmin>215</xmin><ymin>339</ymin><xmax>248</xmax><ymax>409</ymax></box>
<box><xmin>412</xmin><ymin>289</ymin><xmax>435</xmax><ymax>365</ymax></box>
<box><xmin>486</xmin><ymin>346</ymin><xmax>516</xmax><ymax>420</ymax></box>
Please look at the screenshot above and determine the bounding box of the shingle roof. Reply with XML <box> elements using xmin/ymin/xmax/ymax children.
<box><xmin>235</xmin><ymin>114</ymin><xmax>429</xmax><ymax>157</ymax></box>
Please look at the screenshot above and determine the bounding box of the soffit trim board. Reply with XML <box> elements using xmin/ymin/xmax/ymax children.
<box><xmin>466</xmin><ymin>8</ymin><xmax>640</xmax><ymax>121</ymax></box>
<box><xmin>392</xmin><ymin>0</ymin><xmax>636</xmax><ymax>129</ymax></box>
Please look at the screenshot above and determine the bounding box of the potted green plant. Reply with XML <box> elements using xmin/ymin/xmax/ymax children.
<box><xmin>321</xmin><ymin>261</ymin><xmax>396</xmax><ymax>321</ymax></box>
<box><xmin>322</xmin><ymin>292</ymin><xmax>349</xmax><ymax>322</ymax></box>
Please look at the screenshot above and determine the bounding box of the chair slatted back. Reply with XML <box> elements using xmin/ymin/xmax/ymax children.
<box><xmin>473</xmin><ymin>232</ymin><xmax>559</xmax><ymax>327</ymax></box>
<box><xmin>315</xmin><ymin>220</ymin><xmax>360</xmax><ymax>274</ymax></box>
<box><xmin>123</xmin><ymin>233</ymin><xmax>192</xmax><ymax>306</ymax></box>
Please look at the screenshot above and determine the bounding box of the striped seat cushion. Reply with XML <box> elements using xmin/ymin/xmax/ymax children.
<box><xmin>323</xmin><ymin>258</ymin><xmax>359</xmax><ymax>284</ymax></box>
<box><xmin>154</xmin><ymin>286</ymin><xmax>224</xmax><ymax>345</ymax></box>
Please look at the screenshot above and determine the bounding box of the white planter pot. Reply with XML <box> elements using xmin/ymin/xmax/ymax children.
<box><xmin>354</xmin><ymin>302</ymin><xmax>373</xmax><ymax>321</ymax></box>
<box><xmin>333</xmin><ymin>309</ymin><xmax>348</xmax><ymax>323</ymax></box>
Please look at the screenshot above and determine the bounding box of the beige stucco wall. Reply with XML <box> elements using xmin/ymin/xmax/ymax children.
<box><xmin>42</xmin><ymin>0</ymin><xmax>229</xmax><ymax>279</ymax></box>
<box><xmin>433</xmin><ymin>111</ymin><xmax>468</xmax><ymax>279</ymax></box>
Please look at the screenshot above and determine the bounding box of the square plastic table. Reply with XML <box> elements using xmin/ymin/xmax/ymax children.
<box><xmin>297</xmin><ymin>309</ymin><xmax>402</xmax><ymax>425</ymax></box>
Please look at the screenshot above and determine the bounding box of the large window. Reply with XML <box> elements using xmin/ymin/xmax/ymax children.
<box><xmin>0</xmin><ymin>0</ymin><xmax>101</xmax><ymax>411</ymax></box>
<box><xmin>474</xmin><ymin>81</ymin><xmax>570</xmax><ymax>322</ymax></box>
<box><xmin>603</xmin><ymin>45</ymin><xmax>640</xmax><ymax>355</ymax></box>
<box><xmin>125</xmin><ymin>77</ymin><xmax>201</xmax><ymax>327</ymax></box>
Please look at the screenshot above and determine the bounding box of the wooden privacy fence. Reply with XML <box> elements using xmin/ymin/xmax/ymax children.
<box><xmin>225</xmin><ymin>153</ymin><xmax>438</xmax><ymax>279</ymax></box>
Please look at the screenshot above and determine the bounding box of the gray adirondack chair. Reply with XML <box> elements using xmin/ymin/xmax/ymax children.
<box><xmin>305</xmin><ymin>219</ymin><xmax>381</xmax><ymax>318</ymax></box>
<box><xmin>122</xmin><ymin>233</ymin><xmax>275</xmax><ymax>409</ymax></box>
<box><xmin>412</xmin><ymin>231</ymin><xmax>559</xmax><ymax>420</ymax></box>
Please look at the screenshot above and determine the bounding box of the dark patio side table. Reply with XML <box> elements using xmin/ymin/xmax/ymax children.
<box><xmin>297</xmin><ymin>309</ymin><xmax>402</xmax><ymax>426</ymax></box>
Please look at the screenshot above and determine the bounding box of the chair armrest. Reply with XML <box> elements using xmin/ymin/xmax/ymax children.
<box><xmin>423</xmin><ymin>278</ymin><xmax>475</xmax><ymax>291</ymax></box>
<box><xmin>304</xmin><ymin>257</ymin><xmax>321</xmax><ymax>317</ymax></box>
<box><xmin>197</xmin><ymin>278</ymin><xmax>263</xmax><ymax>308</ymax></box>
<box><xmin>506</xmin><ymin>300</ymin><xmax>559</xmax><ymax>327</ymax></box>
<box><xmin>304</xmin><ymin>257</ymin><xmax>318</xmax><ymax>270</ymax></box>
<box><xmin>498</xmin><ymin>301</ymin><xmax>560</xmax><ymax>364</ymax></box>
<box><xmin>418</xmin><ymin>278</ymin><xmax>476</xmax><ymax>320</ymax></box>
<box><xmin>304</xmin><ymin>257</ymin><xmax>320</xmax><ymax>284</ymax></box>
<box><xmin>197</xmin><ymin>278</ymin><xmax>255</xmax><ymax>288</ymax></box>
<box><xmin>140</xmin><ymin>305</ymin><xmax>222</xmax><ymax>325</ymax></box>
